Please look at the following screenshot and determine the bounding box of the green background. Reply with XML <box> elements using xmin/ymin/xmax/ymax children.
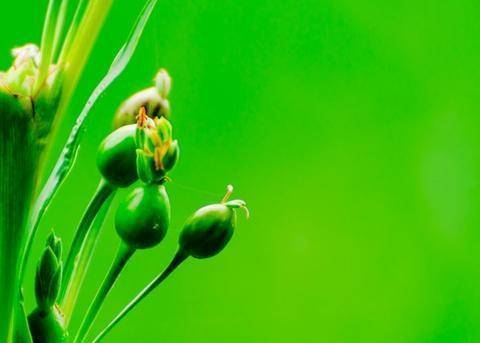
<box><xmin>2</xmin><ymin>0</ymin><xmax>480</xmax><ymax>342</ymax></box>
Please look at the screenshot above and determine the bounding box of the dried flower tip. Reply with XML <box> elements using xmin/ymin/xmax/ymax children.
<box><xmin>12</xmin><ymin>44</ymin><xmax>40</xmax><ymax>68</ymax></box>
<box><xmin>136</xmin><ymin>107</ymin><xmax>149</xmax><ymax>128</ymax></box>
<box><xmin>155</xmin><ymin>69</ymin><xmax>172</xmax><ymax>99</ymax></box>
<box><xmin>221</xmin><ymin>185</ymin><xmax>234</xmax><ymax>203</ymax></box>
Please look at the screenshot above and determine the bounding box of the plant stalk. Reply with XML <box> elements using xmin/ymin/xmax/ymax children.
<box><xmin>92</xmin><ymin>249</ymin><xmax>188</xmax><ymax>342</ymax></box>
<box><xmin>60</xmin><ymin>179</ymin><xmax>115</xmax><ymax>305</ymax></box>
<box><xmin>75</xmin><ymin>243</ymin><xmax>135</xmax><ymax>343</ymax></box>
<box><xmin>0</xmin><ymin>95</ymin><xmax>39</xmax><ymax>342</ymax></box>
<box><xmin>35</xmin><ymin>0</ymin><xmax>62</xmax><ymax>95</ymax></box>
<box><xmin>62</xmin><ymin>189</ymin><xmax>114</xmax><ymax>322</ymax></box>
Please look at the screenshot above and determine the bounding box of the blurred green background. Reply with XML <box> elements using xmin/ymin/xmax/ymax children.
<box><xmin>3</xmin><ymin>0</ymin><xmax>480</xmax><ymax>342</ymax></box>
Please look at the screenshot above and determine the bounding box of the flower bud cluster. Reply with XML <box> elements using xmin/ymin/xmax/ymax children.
<box><xmin>34</xmin><ymin>231</ymin><xmax>63</xmax><ymax>310</ymax></box>
<box><xmin>135</xmin><ymin>107</ymin><xmax>179</xmax><ymax>184</ymax></box>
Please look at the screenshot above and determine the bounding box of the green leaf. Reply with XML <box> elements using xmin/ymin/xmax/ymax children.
<box><xmin>20</xmin><ymin>0</ymin><xmax>160</xmax><ymax>280</ymax></box>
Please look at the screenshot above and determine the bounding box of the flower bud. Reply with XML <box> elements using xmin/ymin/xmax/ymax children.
<box><xmin>179</xmin><ymin>186</ymin><xmax>248</xmax><ymax>259</ymax></box>
<box><xmin>35</xmin><ymin>234</ymin><xmax>63</xmax><ymax>310</ymax></box>
<box><xmin>154</xmin><ymin>69</ymin><xmax>172</xmax><ymax>99</ymax></box>
<box><xmin>113</xmin><ymin>69</ymin><xmax>172</xmax><ymax>129</ymax></box>
<box><xmin>0</xmin><ymin>44</ymin><xmax>61</xmax><ymax>136</ymax></box>
<box><xmin>1</xmin><ymin>44</ymin><xmax>40</xmax><ymax>97</ymax></box>
<box><xmin>115</xmin><ymin>184</ymin><xmax>171</xmax><ymax>249</ymax></box>
<box><xmin>97</xmin><ymin>124</ymin><xmax>138</xmax><ymax>187</ymax></box>
<box><xmin>135</xmin><ymin>108</ymin><xmax>179</xmax><ymax>184</ymax></box>
<box><xmin>47</xmin><ymin>230</ymin><xmax>62</xmax><ymax>261</ymax></box>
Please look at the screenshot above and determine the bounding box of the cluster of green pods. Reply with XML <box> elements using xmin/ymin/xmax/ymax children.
<box><xmin>28</xmin><ymin>70</ymin><xmax>248</xmax><ymax>343</ymax></box>
<box><xmin>96</xmin><ymin>94</ymin><xmax>248</xmax><ymax>258</ymax></box>
<box><xmin>61</xmin><ymin>70</ymin><xmax>249</xmax><ymax>342</ymax></box>
<box><xmin>96</xmin><ymin>107</ymin><xmax>176</xmax><ymax>251</ymax></box>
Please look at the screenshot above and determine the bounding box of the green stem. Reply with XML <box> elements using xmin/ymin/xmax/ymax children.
<box><xmin>60</xmin><ymin>179</ymin><xmax>115</xmax><ymax>304</ymax></box>
<box><xmin>42</xmin><ymin>0</ymin><xmax>114</xmax><ymax>171</ymax></box>
<box><xmin>75</xmin><ymin>243</ymin><xmax>135</xmax><ymax>343</ymax></box>
<box><xmin>51</xmin><ymin>0</ymin><xmax>70</xmax><ymax>62</ymax></box>
<box><xmin>92</xmin><ymin>249</ymin><xmax>188</xmax><ymax>342</ymax></box>
<box><xmin>0</xmin><ymin>95</ymin><xmax>38</xmax><ymax>343</ymax></box>
<box><xmin>59</xmin><ymin>0</ymin><xmax>113</xmax><ymax>113</ymax></box>
<box><xmin>35</xmin><ymin>0</ymin><xmax>62</xmax><ymax>95</ymax></box>
<box><xmin>57</xmin><ymin>0</ymin><xmax>88</xmax><ymax>66</ymax></box>
<box><xmin>62</xmin><ymin>191</ymin><xmax>114</xmax><ymax>322</ymax></box>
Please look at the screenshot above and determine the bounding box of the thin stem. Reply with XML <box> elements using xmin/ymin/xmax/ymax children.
<box><xmin>57</xmin><ymin>0</ymin><xmax>88</xmax><ymax>66</ymax></box>
<box><xmin>75</xmin><ymin>243</ymin><xmax>135</xmax><ymax>343</ymax></box>
<box><xmin>62</xmin><ymin>192</ymin><xmax>114</xmax><ymax>323</ymax></box>
<box><xmin>60</xmin><ymin>179</ymin><xmax>115</xmax><ymax>303</ymax></box>
<box><xmin>35</xmin><ymin>0</ymin><xmax>62</xmax><ymax>95</ymax></box>
<box><xmin>59</xmin><ymin>0</ymin><xmax>113</xmax><ymax>111</ymax></box>
<box><xmin>19</xmin><ymin>171</ymin><xmax>112</xmax><ymax>284</ymax></box>
<box><xmin>51</xmin><ymin>0</ymin><xmax>70</xmax><ymax>62</ymax></box>
<box><xmin>92</xmin><ymin>249</ymin><xmax>189</xmax><ymax>342</ymax></box>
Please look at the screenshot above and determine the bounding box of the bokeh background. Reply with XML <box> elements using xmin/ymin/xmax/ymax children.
<box><xmin>2</xmin><ymin>0</ymin><xmax>480</xmax><ymax>342</ymax></box>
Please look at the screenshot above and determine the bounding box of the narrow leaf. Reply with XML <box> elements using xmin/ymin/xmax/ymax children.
<box><xmin>51</xmin><ymin>0</ymin><xmax>70</xmax><ymax>62</ymax></box>
<box><xmin>57</xmin><ymin>0</ymin><xmax>88</xmax><ymax>65</ymax></box>
<box><xmin>21</xmin><ymin>0</ymin><xmax>159</xmax><ymax>281</ymax></box>
<box><xmin>35</xmin><ymin>0</ymin><xmax>62</xmax><ymax>95</ymax></box>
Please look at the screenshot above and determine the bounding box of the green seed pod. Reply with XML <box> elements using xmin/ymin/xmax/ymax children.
<box><xmin>115</xmin><ymin>184</ymin><xmax>171</xmax><ymax>249</ymax></box>
<box><xmin>179</xmin><ymin>186</ymin><xmax>248</xmax><ymax>259</ymax></box>
<box><xmin>97</xmin><ymin>124</ymin><xmax>138</xmax><ymax>187</ymax></box>
<box><xmin>28</xmin><ymin>306</ymin><xmax>68</xmax><ymax>343</ymax></box>
<box><xmin>113</xmin><ymin>69</ymin><xmax>172</xmax><ymax>129</ymax></box>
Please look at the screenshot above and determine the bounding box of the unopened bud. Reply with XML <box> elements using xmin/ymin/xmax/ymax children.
<box><xmin>135</xmin><ymin>110</ymin><xmax>179</xmax><ymax>184</ymax></box>
<box><xmin>114</xmin><ymin>69</ymin><xmax>172</xmax><ymax>129</ymax></box>
<box><xmin>155</xmin><ymin>69</ymin><xmax>172</xmax><ymax>99</ymax></box>
<box><xmin>47</xmin><ymin>230</ymin><xmax>62</xmax><ymax>261</ymax></box>
<box><xmin>35</xmin><ymin>247</ymin><xmax>62</xmax><ymax>309</ymax></box>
